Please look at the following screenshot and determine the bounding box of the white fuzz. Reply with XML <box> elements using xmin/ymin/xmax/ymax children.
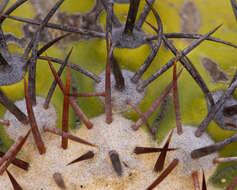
<box><xmin>166</xmin><ymin>126</ymin><xmax>217</xmax><ymax>177</ymax></box>
<box><xmin>95</xmin><ymin>70</ymin><xmax>145</xmax><ymax>112</ymax></box>
<box><xmin>4</xmin><ymin>96</ymin><xmax>57</xmax><ymax>143</ymax></box>
<box><xmin>1</xmin><ymin>108</ymin><xmax>219</xmax><ymax>189</ymax></box>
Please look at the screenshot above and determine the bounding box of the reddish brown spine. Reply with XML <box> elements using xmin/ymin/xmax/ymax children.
<box><xmin>24</xmin><ymin>78</ymin><xmax>46</xmax><ymax>154</ymax></box>
<box><xmin>0</xmin><ymin>130</ymin><xmax>31</xmax><ymax>175</ymax></box>
<box><xmin>154</xmin><ymin>129</ymin><xmax>174</xmax><ymax>172</ymax></box>
<box><xmin>61</xmin><ymin>64</ymin><xmax>71</xmax><ymax>149</ymax></box>
<box><xmin>133</xmin><ymin>147</ymin><xmax>178</xmax><ymax>154</ymax></box>
<box><xmin>43</xmin><ymin>125</ymin><xmax>95</xmax><ymax>147</ymax></box>
<box><xmin>67</xmin><ymin>151</ymin><xmax>94</xmax><ymax>166</ymax></box>
<box><xmin>132</xmin><ymin>69</ymin><xmax>183</xmax><ymax>130</ymax></box>
<box><xmin>68</xmin><ymin>92</ymin><xmax>105</xmax><ymax>97</ymax></box>
<box><xmin>127</xmin><ymin>100</ymin><xmax>155</xmax><ymax>138</ymax></box>
<box><xmin>0</xmin><ymin>151</ymin><xmax>29</xmax><ymax>171</ymax></box>
<box><xmin>146</xmin><ymin>159</ymin><xmax>179</xmax><ymax>190</ymax></box>
<box><xmin>105</xmin><ymin>39</ymin><xmax>112</xmax><ymax>124</ymax></box>
<box><xmin>47</xmin><ymin>57</ymin><xmax>93</xmax><ymax>129</ymax></box>
<box><xmin>6</xmin><ymin>170</ymin><xmax>23</xmax><ymax>190</ymax></box>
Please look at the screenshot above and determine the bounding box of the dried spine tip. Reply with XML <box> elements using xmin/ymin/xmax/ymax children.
<box><xmin>24</xmin><ymin>78</ymin><xmax>46</xmax><ymax>154</ymax></box>
<box><xmin>154</xmin><ymin>129</ymin><xmax>174</xmax><ymax>172</ymax></box>
<box><xmin>43</xmin><ymin>125</ymin><xmax>95</xmax><ymax>147</ymax></box>
<box><xmin>67</xmin><ymin>151</ymin><xmax>94</xmax><ymax>166</ymax></box>
<box><xmin>134</xmin><ymin>146</ymin><xmax>178</xmax><ymax>154</ymax></box>
<box><xmin>202</xmin><ymin>170</ymin><xmax>207</xmax><ymax>190</ymax></box>
<box><xmin>53</xmin><ymin>172</ymin><xmax>66</xmax><ymax>189</ymax></box>
<box><xmin>146</xmin><ymin>159</ymin><xmax>179</xmax><ymax>190</ymax></box>
<box><xmin>6</xmin><ymin>170</ymin><xmax>23</xmax><ymax>190</ymax></box>
<box><xmin>192</xmin><ymin>171</ymin><xmax>200</xmax><ymax>190</ymax></box>
<box><xmin>109</xmin><ymin>150</ymin><xmax>123</xmax><ymax>176</ymax></box>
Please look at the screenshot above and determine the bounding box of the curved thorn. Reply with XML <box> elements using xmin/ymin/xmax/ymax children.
<box><xmin>39</xmin><ymin>55</ymin><xmax>101</xmax><ymax>83</ymax></box>
<box><xmin>37</xmin><ymin>33</ymin><xmax>71</xmax><ymax>56</ymax></box>
<box><xmin>0</xmin><ymin>0</ymin><xmax>9</xmax><ymax>15</ymax></box>
<box><xmin>2</xmin><ymin>14</ymin><xmax>106</xmax><ymax>38</ymax></box>
<box><xmin>44</xmin><ymin>48</ymin><xmax>73</xmax><ymax>109</ymax></box>
<box><xmin>137</xmin><ymin>25</ymin><xmax>222</xmax><ymax>91</ymax></box>
<box><xmin>230</xmin><ymin>0</ymin><xmax>237</xmax><ymax>23</ymax></box>
<box><xmin>101</xmin><ymin>0</ymin><xmax>121</xmax><ymax>27</ymax></box>
<box><xmin>131</xmin><ymin>0</ymin><xmax>163</xmax><ymax>83</ymax></box>
<box><xmin>145</xmin><ymin>33</ymin><xmax>237</xmax><ymax>49</ymax></box>
<box><xmin>0</xmin><ymin>0</ymin><xmax>27</xmax><ymax>23</ymax></box>
<box><xmin>146</xmin><ymin>26</ymin><xmax>215</xmax><ymax>106</ymax></box>
<box><xmin>135</xmin><ymin>0</ymin><xmax>155</xmax><ymax>29</ymax></box>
